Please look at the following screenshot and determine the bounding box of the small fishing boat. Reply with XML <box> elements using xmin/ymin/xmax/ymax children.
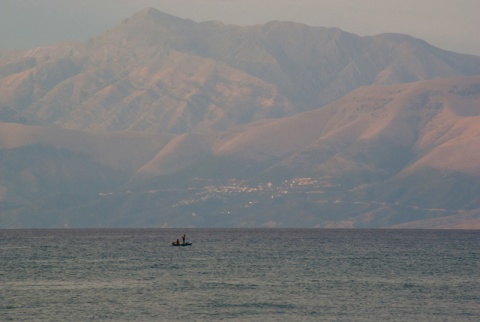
<box><xmin>172</xmin><ymin>234</ymin><xmax>191</xmax><ymax>246</ymax></box>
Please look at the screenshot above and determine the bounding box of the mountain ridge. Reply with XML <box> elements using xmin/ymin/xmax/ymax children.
<box><xmin>2</xmin><ymin>8</ymin><xmax>480</xmax><ymax>134</ymax></box>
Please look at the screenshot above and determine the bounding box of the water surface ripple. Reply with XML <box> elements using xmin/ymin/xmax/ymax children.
<box><xmin>1</xmin><ymin>229</ymin><xmax>479</xmax><ymax>321</ymax></box>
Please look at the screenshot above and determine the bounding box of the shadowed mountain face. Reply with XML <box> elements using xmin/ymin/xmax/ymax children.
<box><xmin>0</xmin><ymin>8</ymin><xmax>480</xmax><ymax>228</ymax></box>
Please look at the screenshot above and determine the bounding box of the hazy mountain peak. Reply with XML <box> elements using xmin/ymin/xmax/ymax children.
<box><xmin>130</xmin><ymin>7</ymin><xmax>179</xmax><ymax>22</ymax></box>
<box><xmin>125</xmin><ymin>7</ymin><xmax>194</xmax><ymax>27</ymax></box>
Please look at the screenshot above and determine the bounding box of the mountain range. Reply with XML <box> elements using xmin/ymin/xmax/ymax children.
<box><xmin>1</xmin><ymin>8</ymin><xmax>479</xmax><ymax>228</ymax></box>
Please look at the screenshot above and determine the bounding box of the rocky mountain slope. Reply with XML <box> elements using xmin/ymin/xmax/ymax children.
<box><xmin>2</xmin><ymin>8</ymin><xmax>480</xmax><ymax>134</ymax></box>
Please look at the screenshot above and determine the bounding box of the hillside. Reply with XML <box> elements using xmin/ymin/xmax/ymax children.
<box><xmin>136</xmin><ymin>76</ymin><xmax>480</xmax><ymax>179</ymax></box>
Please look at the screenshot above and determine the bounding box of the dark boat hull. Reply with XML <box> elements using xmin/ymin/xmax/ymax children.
<box><xmin>172</xmin><ymin>242</ymin><xmax>192</xmax><ymax>246</ymax></box>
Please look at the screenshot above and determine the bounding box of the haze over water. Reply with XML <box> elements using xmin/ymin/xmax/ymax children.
<box><xmin>2</xmin><ymin>229</ymin><xmax>479</xmax><ymax>321</ymax></box>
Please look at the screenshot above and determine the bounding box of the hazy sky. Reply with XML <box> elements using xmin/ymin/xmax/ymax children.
<box><xmin>1</xmin><ymin>0</ymin><xmax>479</xmax><ymax>55</ymax></box>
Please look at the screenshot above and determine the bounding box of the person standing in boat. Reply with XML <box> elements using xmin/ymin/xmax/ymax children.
<box><xmin>182</xmin><ymin>234</ymin><xmax>186</xmax><ymax>245</ymax></box>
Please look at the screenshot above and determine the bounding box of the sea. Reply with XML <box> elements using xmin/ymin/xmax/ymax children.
<box><xmin>1</xmin><ymin>229</ymin><xmax>479</xmax><ymax>321</ymax></box>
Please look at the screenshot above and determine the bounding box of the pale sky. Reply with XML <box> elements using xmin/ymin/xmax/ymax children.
<box><xmin>1</xmin><ymin>0</ymin><xmax>479</xmax><ymax>56</ymax></box>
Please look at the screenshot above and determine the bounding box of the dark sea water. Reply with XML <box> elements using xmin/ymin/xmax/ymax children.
<box><xmin>1</xmin><ymin>229</ymin><xmax>479</xmax><ymax>321</ymax></box>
